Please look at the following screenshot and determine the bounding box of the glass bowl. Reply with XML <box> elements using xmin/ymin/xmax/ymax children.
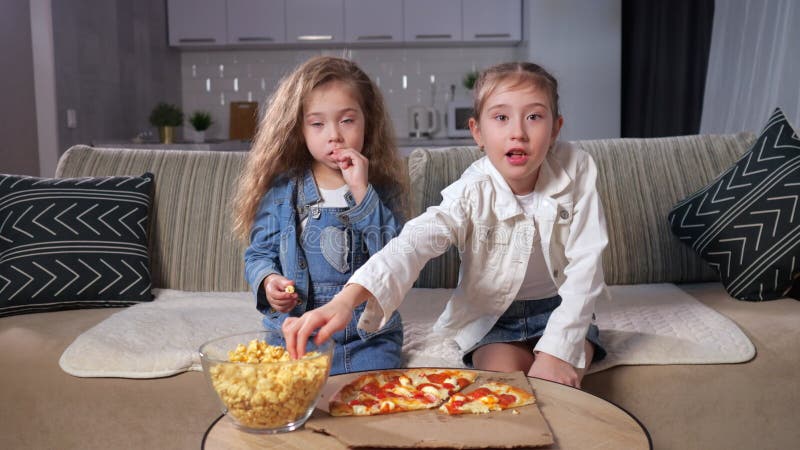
<box><xmin>199</xmin><ymin>330</ymin><xmax>333</xmax><ymax>433</ymax></box>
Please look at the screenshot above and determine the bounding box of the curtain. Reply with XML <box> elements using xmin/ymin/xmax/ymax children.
<box><xmin>621</xmin><ymin>0</ymin><xmax>715</xmax><ymax>138</ymax></box>
<box><xmin>700</xmin><ymin>0</ymin><xmax>800</xmax><ymax>134</ymax></box>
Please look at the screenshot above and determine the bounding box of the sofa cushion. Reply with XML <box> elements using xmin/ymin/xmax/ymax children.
<box><xmin>580</xmin><ymin>133</ymin><xmax>753</xmax><ymax>285</ymax></box>
<box><xmin>668</xmin><ymin>108</ymin><xmax>800</xmax><ymax>300</ymax></box>
<box><xmin>407</xmin><ymin>146</ymin><xmax>483</xmax><ymax>288</ymax></box>
<box><xmin>0</xmin><ymin>172</ymin><xmax>154</xmax><ymax>317</ymax></box>
<box><xmin>55</xmin><ymin>146</ymin><xmax>249</xmax><ymax>291</ymax></box>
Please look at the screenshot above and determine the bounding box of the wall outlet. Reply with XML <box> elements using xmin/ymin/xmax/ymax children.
<box><xmin>66</xmin><ymin>109</ymin><xmax>77</xmax><ymax>128</ymax></box>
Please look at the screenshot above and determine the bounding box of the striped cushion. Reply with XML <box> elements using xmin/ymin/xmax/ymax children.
<box><xmin>56</xmin><ymin>146</ymin><xmax>249</xmax><ymax>291</ymax></box>
<box><xmin>407</xmin><ymin>134</ymin><xmax>755</xmax><ymax>287</ymax></box>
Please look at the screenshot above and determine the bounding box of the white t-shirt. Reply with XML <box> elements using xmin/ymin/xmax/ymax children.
<box><xmin>514</xmin><ymin>190</ymin><xmax>559</xmax><ymax>300</ymax></box>
<box><xmin>300</xmin><ymin>184</ymin><xmax>349</xmax><ymax>230</ymax></box>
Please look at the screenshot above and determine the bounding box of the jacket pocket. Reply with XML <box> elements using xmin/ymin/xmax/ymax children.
<box><xmin>320</xmin><ymin>226</ymin><xmax>350</xmax><ymax>273</ymax></box>
<box><xmin>262</xmin><ymin>310</ymin><xmax>286</xmax><ymax>331</ymax></box>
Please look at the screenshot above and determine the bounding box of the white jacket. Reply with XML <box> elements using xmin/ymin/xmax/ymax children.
<box><xmin>352</xmin><ymin>141</ymin><xmax>609</xmax><ymax>368</ymax></box>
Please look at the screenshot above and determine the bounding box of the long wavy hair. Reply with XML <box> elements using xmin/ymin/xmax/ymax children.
<box><xmin>232</xmin><ymin>56</ymin><xmax>407</xmax><ymax>242</ymax></box>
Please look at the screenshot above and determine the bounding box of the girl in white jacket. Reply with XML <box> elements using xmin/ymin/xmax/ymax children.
<box><xmin>283</xmin><ymin>62</ymin><xmax>609</xmax><ymax>388</ymax></box>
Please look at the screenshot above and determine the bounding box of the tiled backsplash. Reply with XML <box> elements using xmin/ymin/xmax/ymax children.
<box><xmin>180</xmin><ymin>46</ymin><xmax>517</xmax><ymax>141</ymax></box>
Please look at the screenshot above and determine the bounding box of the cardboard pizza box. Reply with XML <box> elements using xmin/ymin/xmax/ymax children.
<box><xmin>306</xmin><ymin>370</ymin><xmax>554</xmax><ymax>449</ymax></box>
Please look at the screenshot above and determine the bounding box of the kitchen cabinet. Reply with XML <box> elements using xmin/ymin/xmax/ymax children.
<box><xmin>404</xmin><ymin>0</ymin><xmax>462</xmax><ymax>43</ymax></box>
<box><xmin>167</xmin><ymin>0</ymin><xmax>521</xmax><ymax>49</ymax></box>
<box><xmin>286</xmin><ymin>0</ymin><xmax>345</xmax><ymax>44</ymax></box>
<box><xmin>462</xmin><ymin>0</ymin><xmax>521</xmax><ymax>43</ymax></box>
<box><xmin>167</xmin><ymin>0</ymin><xmax>226</xmax><ymax>47</ymax></box>
<box><xmin>227</xmin><ymin>0</ymin><xmax>286</xmax><ymax>45</ymax></box>
<box><xmin>344</xmin><ymin>0</ymin><xmax>403</xmax><ymax>44</ymax></box>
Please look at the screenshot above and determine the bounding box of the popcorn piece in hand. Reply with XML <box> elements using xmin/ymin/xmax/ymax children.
<box><xmin>285</xmin><ymin>285</ymin><xmax>295</xmax><ymax>294</ymax></box>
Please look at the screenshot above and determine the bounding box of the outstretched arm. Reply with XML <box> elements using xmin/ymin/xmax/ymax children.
<box><xmin>282</xmin><ymin>283</ymin><xmax>372</xmax><ymax>359</ymax></box>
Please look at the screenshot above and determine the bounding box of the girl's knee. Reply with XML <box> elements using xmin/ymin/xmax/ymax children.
<box><xmin>472</xmin><ymin>343</ymin><xmax>534</xmax><ymax>373</ymax></box>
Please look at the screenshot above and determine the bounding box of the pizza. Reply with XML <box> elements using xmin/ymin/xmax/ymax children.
<box><xmin>329</xmin><ymin>369</ymin><xmax>478</xmax><ymax>416</ymax></box>
<box><xmin>438</xmin><ymin>381</ymin><xmax>536</xmax><ymax>415</ymax></box>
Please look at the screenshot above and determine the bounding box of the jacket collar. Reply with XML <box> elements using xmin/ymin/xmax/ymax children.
<box><xmin>473</xmin><ymin>147</ymin><xmax>573</xmax><ymax>221</ymax></box>
<box><xmin>476</xmin><ymin>158</ymin><xmax>524</xmax><ymax>221</ymax></box>
<box><xmin>297</xmin><ymin>169</ymin><xmax>357</xmax><ymax>208</ymax></box>
<box><xmin>298</xmin><ymin>169</ymin><xmax>321</xmax><ymax>206</ymax></box>
<box><xmin>535</xmin><ymin>145</ymin><xmax>572</xmax><ymax>199</ymax></box>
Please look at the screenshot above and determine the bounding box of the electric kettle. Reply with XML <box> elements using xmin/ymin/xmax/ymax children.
<box><xmin>408</xmin><ymin>105</ymin><xmax>439</xmax><ymax>138</ymax></box>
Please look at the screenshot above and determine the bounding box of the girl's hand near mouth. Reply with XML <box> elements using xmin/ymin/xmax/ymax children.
<box><xmin>332</xmin><ymin>147</ymin><xmax>369</xmax><ymax>204</ymax></box>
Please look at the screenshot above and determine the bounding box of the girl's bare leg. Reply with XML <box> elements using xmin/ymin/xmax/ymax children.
<box><xmin>471</xmin><ymin>342</ymin><xmax>535</xmax><ymax>373</ymax></box>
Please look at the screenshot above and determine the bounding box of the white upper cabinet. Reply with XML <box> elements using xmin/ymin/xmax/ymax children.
<box><xmin>344</xmin><ymin>0</ymin><xmax>403</xmax><ymax>44</ymax></box>
<box><xmin>286</xmin><ymin>0</ymin><xmax>345</xmax><ymax>44</ymax></box>
<box><xmin>462</xmin><ymin>0</ymin><xmax>521</xmax><ymax>42</ymax></box>
<box><xmin>227</xmin><ymin>0</ymin><xmax>286</xmax><ymax>45</ymax></box>
<box><xmin>168</xmin><ymin>0</ymin><xmax>226</xmax><ymax>46</ymax></box>
<box><xmin>404</xmin><ymin>0</ymin><xmax>462</xmax><ymax>43</ymax></box>
<box><xmin>167</xmin><ymin>0</ymin><xmax>521</xmax><ymax>48</ymax></box>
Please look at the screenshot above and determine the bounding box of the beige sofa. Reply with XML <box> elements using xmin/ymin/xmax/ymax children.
<box><xmin>1</xmin><ymin>135</ymin><xmax>798</xmax><ymax>450</ymax></box>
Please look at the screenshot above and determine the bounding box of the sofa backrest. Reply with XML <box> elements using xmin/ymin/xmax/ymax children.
<box><xmin>408</xmin><ymin>133</ymin><xmax>756</xmax><ymax>287</ymax></box>
<box><xmin>57</xmin><ymin>133</ymin><xmax>756</xmax><ymax>292</ymax></box>
<box><xmin>56</xmin><ymin>145</ymin><xmax>249</xmax><ymax>291</ymax></box>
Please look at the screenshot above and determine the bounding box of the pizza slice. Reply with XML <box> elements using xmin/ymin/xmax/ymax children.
<box><xmin>438</xmin><ymin>381</ymin><xmax>536</xmax><ymax>415</ymax></box>
<box><xmin>404</xmin><ymin>368</ymin><xmax>478</xmax><ymax>400</ymax></box>
<box><xmin>329</xmin><ymin>370</ymin><xmax>443</xmax><ymax>416</ymax></box>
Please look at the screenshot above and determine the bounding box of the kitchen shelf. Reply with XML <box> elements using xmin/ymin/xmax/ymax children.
<box><xmin>92</xmin><ymin>140</ymin><xmax>252</xmax><ymax>152</ymax></box>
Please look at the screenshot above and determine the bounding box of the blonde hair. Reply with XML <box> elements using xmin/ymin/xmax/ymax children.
<box><xmin>232</xmin><ymin>56</ymin><xmax>407</xmax><ymax>242</ymax></box>
<box><xmin>472</xmin><ymin>62</ymin><xmax>561</xmax><ymax>121</ymax></box>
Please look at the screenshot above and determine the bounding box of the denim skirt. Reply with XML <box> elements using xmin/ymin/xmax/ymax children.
<box><xmin>462</xmin><ymin>295</ymin><xmax>606</xmax><ymax>366</ymax></box>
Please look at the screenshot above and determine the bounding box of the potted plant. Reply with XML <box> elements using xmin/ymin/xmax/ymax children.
<box><xmin>149</xmin><ymin>102</ymin><xmax>183</xmax><ymax>144</ymax></box>
<box><xmin>188</xmin><ymin>111</ymin><xmax>213</xmax><ymax>143</ymax></box>
<box><xmin>462</xmin><ymin>70</ymin><xmax>480</xmax><ymax>91</ymax></box>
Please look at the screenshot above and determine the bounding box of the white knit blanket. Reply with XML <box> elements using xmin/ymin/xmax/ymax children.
<box><xmin>59</xmin><ymin>284</ymin><xmax>755</xmax><ymax>378</ymax></box>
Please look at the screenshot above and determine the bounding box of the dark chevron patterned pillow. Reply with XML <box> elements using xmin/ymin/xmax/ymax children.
<box><xmin>0</xmin><ymin>172</ymin><xmax>155</xmax><ymax>317</ymax></box>
<box><xmin>669</xmin><ymin>108</ymin><xmax>799</xmax><ymax>301</ymax></box>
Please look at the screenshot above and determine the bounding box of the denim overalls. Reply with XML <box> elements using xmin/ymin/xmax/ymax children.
<box><xmin>244</xmin><ymin>170</ymin><xmax>404</xmax><ymax>375</ymax></box>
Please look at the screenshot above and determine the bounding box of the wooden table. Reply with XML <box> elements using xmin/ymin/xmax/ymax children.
<box><xmin>203</xmin><ymin>373</ymin><xmax>651</xmax><ymax>449</ymax></box>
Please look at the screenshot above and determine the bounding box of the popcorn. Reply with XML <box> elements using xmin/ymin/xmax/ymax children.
<box><xmin>284</xmin><ymin>285</ymin><xmax>295</xmax><ymax>294</ymax></box>
<box><xmin>208</xmin><ymin>339</ymin><xmax>329</xmax><ymax>429</ymax></box>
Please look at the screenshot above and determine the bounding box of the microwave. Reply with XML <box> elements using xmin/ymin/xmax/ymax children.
<box><xmin>446</xmin><ymin>100</ymin><xmax>474</xmax><ymax>138</ymax></box>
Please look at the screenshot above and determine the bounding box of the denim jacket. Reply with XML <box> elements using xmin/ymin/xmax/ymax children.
<box><xmin>351</xmin><ymin>142</ymin><xmax>609</xmax><ymax>369</ymax></box>
<box><xmin>244</xmin><ymin>169</ymin><xmax>403</xmax><ymax>314</ymax></box>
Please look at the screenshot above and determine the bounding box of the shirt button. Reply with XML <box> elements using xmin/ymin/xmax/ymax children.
<box><xmin>559</xmin><ymin>210</ymin><xmax>570</xmax><ymax>220</ymax></box>
<box><xmin>340</xmin><ymin>215</ymin><xmax>350</xmax><ymax>224</ymax></box>
<box><xmin>299</xmin><ymin>259</ymin><xmax>307</xmax><ymax>269</ymax></box>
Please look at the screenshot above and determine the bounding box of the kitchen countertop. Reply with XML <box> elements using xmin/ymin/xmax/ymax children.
<box><xmin>92</xmin><ymin>140</ymin><xmax>252</xmax><ymax>152</ymax></box>
<box><xmin>93</xmin><ymin>138</ymin><xmax>475</xmax><ymax>155</ymax></box>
